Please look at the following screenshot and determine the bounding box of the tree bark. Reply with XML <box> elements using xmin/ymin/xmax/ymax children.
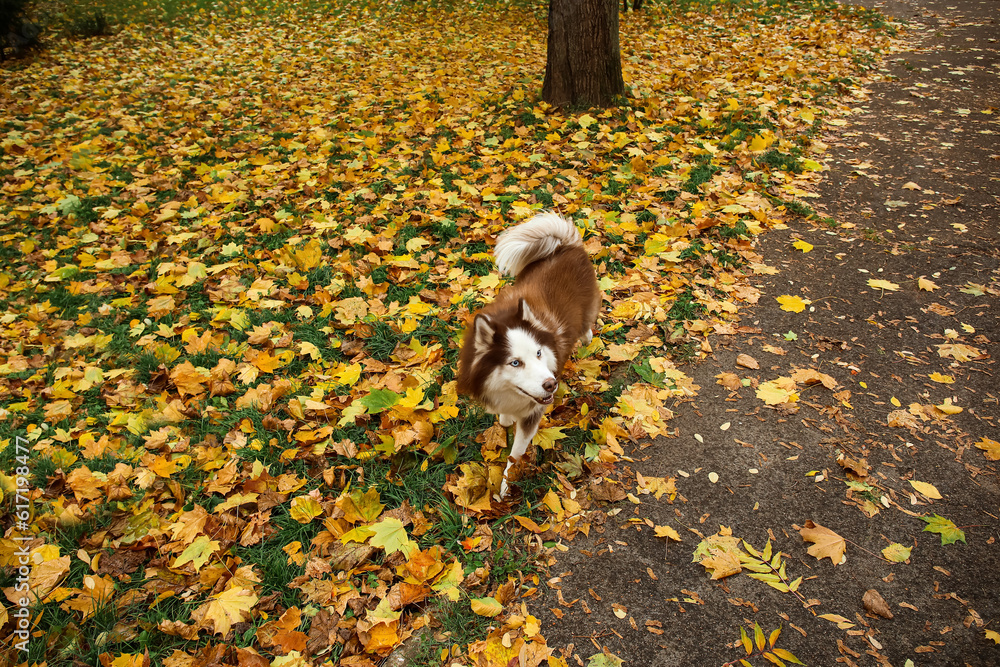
<box><xmin>542</xmin><ymin>0</ymin><xmax>625</xmax><ymax>108</ymax></box>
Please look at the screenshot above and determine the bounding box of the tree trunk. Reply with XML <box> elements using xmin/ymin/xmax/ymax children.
<box><xmin>542</xmin><ymin>0</ymin><xmax>624</xmax><ymax>108</ymax></box>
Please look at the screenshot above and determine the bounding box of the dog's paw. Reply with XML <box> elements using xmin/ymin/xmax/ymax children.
<box><xmin>499</xmin><ymin>414</ymin><xmax>514</xmax><ymax>428</ymax></box>
<box><xmin>499</xmin><ymin>478</ymin><xmax>510</xmax><ymax>498</ymax></box>
<box><xmin>580</xmin><ymin>329</ymin><xmax>593</xmax><ymax>345</ymax></box>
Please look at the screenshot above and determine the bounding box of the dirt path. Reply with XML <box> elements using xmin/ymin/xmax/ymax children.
<box><xmin>534</xmin><ymin>0</ymin><xmax>999</xmax><ymax>665</ymax></box>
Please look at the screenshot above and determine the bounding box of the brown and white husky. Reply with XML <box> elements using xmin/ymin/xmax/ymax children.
<box><xmin>456</xmin><ymin>212</ymin><xmax>601</xmax><ymax>497</ymax></box>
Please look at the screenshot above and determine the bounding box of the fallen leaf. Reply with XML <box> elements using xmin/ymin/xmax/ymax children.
<box><xmin>172</xmin><ymin>535</ymin><xmax>220</xmax><ymax>571</ymax></box>
<box><xmin>196</xmin><ymin>585</ymin><xmax>259</xmax><ymax>637</ymax></box>
<box><xmin>935</xmin><ymin>398</ymin><xmax>962</xmax><ymax>415</ymax></box>
<box><xmin>818</xmin><ymin>613</ymin><xmax>855</xmax><ymax>629</ymax></box>
<box><xmin>862</xmin><ymin>589</ymin><xmax>893</xmax><ymax>618</ymax></box>
<box><xmin>917</xmin><ymin>276</ymin><xmax>938</xmax><ymax>291</ymax></box>
<box><xmin>654</xmin><ymin>525</ymin><xmax>682</xmax><ymax>541</ymax></box>
<box><xmin>936</xmin><ymin>343</ymin><xmax>981</xmax><ymax>362</ymax></box>
<box><xmin>867</xmin><ymin>278</ymin><xmax>900</xmax><ymax>292</ymax></box>
<box><xmin>974</xmin><ymin>437</ymin><xmax>1000</xmax><ymax>461</ymax></box>
<box><xmin>881</xmin><ymin>543</ymin><xmax>911</xmax><ymax>563</ymax></box>
<box><xmin>920</xmin><ymin>514</ymin><xmax>966</xmax><ymax>546</ymax></box>
<box><xmin>716</xmin><ymin>372</ymin><xmax>743</xmax><ymax>391</ymax></box>
<box><xmin>470</xmin><ymin>597</ymin><xmax>504</xmax><ymax>617</ymax></box>
<box><xmin>908</xmin><ymin>480</ymin><xmax>942</xmax><ymax>500</ymax></box>
<box><xmin>799</xmin><ymin>520</ymin><xmax>846</xmax><ymax>565</ymax></box>
<box><xmin>756</xmin><ymin>379</ymin><xmax>797</xmax><ymax>405</ymax></box>
<box><xmin>693</xmin><ymin>532</ymin><xmax>743</xmax><ymax>580</ymax></box>
<box><xmin>776</xmin><ymin>295</ymin><xmax>811</xmax><ymax>313</ymax></box>
<box><xmin>369</xmin><ymin>517</ymin><xmax>418</xmax><ymax>557</ymax></box>
<box><xmin>586</xmin><ymin>652</ymin><xmax>625</xmax><ymax>667</ymax></box>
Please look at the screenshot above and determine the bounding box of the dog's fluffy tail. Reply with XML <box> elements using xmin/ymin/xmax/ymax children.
<box><xmin>494</xmin><ymin>212</ymin><xmax>583</xmax><ymax>277</ymax></box>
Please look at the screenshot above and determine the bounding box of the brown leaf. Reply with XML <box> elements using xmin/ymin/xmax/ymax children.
<box><xmin>790</xmin><ymin>368</ymin><xmax>838</xmax><ymax>389</ymax></box>
<box><xmin>589</xmin><ymin>478</ymin><xmax>627</xmax><ymax>503</ymax></box>
<box><xmin>736</xmin><ymin>353</ymin><xmax>759</xmax><ymax>369</ymax></box>
<box><xmin>235</xmin><ymin>647</ymin><xmax>271</xmax><ymax>667</ymax></box>
<box><xmin>837</xmin><ymin>454</ymin><xmax>869</xmax><ymax>479</ymax></box>
<box><xmin>715</xmin><ymin>372</ymin><xmax>742</xmax><ymax>391</ymax></box>
<box><xmin>862</xmin><ymin>589</ymin><xmax>893</xmax><ymax>619</ymax></box>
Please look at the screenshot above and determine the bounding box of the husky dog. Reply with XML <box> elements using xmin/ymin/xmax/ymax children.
<box><xmin>456</xmin><ymin>212</ymin><xmax>601</xmax><ymax>497</ymax></box>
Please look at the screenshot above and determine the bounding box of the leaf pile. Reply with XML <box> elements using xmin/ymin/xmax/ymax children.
<box><xmin>0</xmin><ymin>0</ymin><xmax>900</xmax><ymax>663</ymax></box>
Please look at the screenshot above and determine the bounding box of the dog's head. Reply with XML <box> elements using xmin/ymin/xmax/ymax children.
<box><xmin>470</xmin><ymin>299</ymin><xmax>559</xmax><ymax>406</ymax></box>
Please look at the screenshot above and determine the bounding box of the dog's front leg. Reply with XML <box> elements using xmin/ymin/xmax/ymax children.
<box><xmin>499</xmin><ymin>409</ymin><xmax>542</xmax><ymax>497</ymax></box>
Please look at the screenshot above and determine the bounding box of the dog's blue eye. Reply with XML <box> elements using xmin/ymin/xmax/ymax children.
<box><xmin>536</xmin><ymin>350</ymin><xmax>541</xmax><ymax>358</ymax></box>
<box><xmin>510</xmin><ymin>359</ymin><xmax>520</xmax><ymax>367</ymax></box>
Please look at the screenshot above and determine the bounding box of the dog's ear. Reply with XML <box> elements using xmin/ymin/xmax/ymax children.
<box><xmin>473</xmin><ymin>314</ymin><xmax>495</xmax><ymax>348</ymax></box>
<box><xmin>518</xmin><ymin>299</ymin><xmax>545</xmax><ymax>330</ymax></box>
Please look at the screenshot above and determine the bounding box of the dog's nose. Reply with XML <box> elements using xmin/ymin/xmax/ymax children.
<box><xmin>542</xmin><ymin>378</ymin><xmax>557</xmax><ymax>393</ymax></box>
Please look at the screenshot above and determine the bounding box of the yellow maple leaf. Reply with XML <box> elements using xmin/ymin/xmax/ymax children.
<box><xmin>251</xmin><ymin>351</ymin><xmax>283</xmax><ymax>373</ymax></box>
<box><xmin>606</xmin><ymin>342</ymin><xmax>643</xmax><ymax>361</ymax></box>
<box><xmin>749</xmin><ymin>133</ymin><xmax>773</xmax><ymax>152</ymax></box>
<box><xmin>29</xmin><ymin>554</ymin><xmax>71</xmax><ymax>601</ymax></box>
<box><xmin>369</xmin><ymin>517</ymin><xmax>418</xmax><ymax>557</ymax></box>
<box><xmin>289</xmin><ymin>495</ymin><xmax>323</xmax><ymax>524</ymax></box>
<box><xmin>533</xmin><ymin>426</ymin><xmax>568</xmax><ymax>450</ymax></box>
<box><xmin>362</xmin><ymin>620</ymin><xmax>400</xmax><ymax>654</ymax></box>
<box><xmin>43</xmin><ymin>400</ymin><xmax>74</xmax><ymax>422</ymax></box>
<box><xmin>936</xmin><ymin>343</ymin><xmax>981</xmax><ymax>362</ymax></box>
<box><xmin>867</xmin><ymin>278</ymin><xmax>900</xmax><ymax>292</ymax></box>
<box><xmin>792</xmin><ymin>239</ymin><xmax>813</xmax><ymax>253</ymax></box>
<box><xmin>147</xmin><ymin>295</ymin><xmax>177</xmax><ymax>319</ymax></box>
<box><xmin>298</xmin><ymin>340</ymin><xmax>322</xmax><ymax>360</ymax></box>
<box><xmin>928</xmin><ymin>372</ymin><xmax>953</xmax><ymax>384</ymax></box>
<box><xmin>333</xmin><ymin>296</ymin><xmax>368</xmax><ymax>325</ymax></box>
<box><xmin>148</xmin><ymin>454</ymin><xmax>192</xmax><ymax>477</ymax></box>
<box><xmin>333</xmin><ymin>362</ymin><xmax>363</xmax><ymax>386</ymax></box>
<box><xmin>406</xmin><ymin>296</ymin><xmax>433</xmax><ymax>315</ymax></box>
<box><xmin>654</xmin><ymin>525</ymin><xmax>682</xmax><ymax>541</ymax></box>
<box><xmin>799</xmin><ymin>520</ymin><xmax>846</xmax><ymax>565</ymax></box>
<box><xmin>289</xmin><ymin>238</ymin><xmax>322</xmax><ymax>270</ymax></box>
<box><xmin>170</xmin><ymin>361</ymin><xmax>211</xmax><ymax>397</ymax></box>
<box><xmin>776</xmin><ymin>294</ymin><xmax>810</xmax><ymax>313</ymax></box>
<box><xmin>693</xmin><ymin>533</ymin><xmax>742</xmax><ymax>580</ymax></box>
<box><xmin>61</xmin><ymin>574</ymin><xmax>117</xmax><ymax>621</ymax></box>
<box><xmin>756</xmin><ymin>379</ymin><xmax>797</xmax><ymax>405</ymax></box>
<box><xmin>198</xmin><ymin>585</ymin><xmax>258</xmax><ymax>637</ymax></box>
<box><xmin>974</xmin><ymin>437</ymin><xmax>1000</xmax><ymax>461</ymax></box>
<box><xmin>918</xmin><ymin>276</ymin><xmax>938</xmax><ymax>291</ymax></box>
<box><xmin>444</xmin><ymin>463</ymin><xmax>493</xmax><ymax>513</ymax></box>
<box><xmin>172</xmin><ymin>535</ymin><xmax>220</xmax><ymax>570</ymax></box>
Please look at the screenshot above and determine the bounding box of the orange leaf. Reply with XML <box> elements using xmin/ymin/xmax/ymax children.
<box><xmin>799</xmin><ymin>520</ymin><xmax>846</xmax><ymax>565</ymax></box>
